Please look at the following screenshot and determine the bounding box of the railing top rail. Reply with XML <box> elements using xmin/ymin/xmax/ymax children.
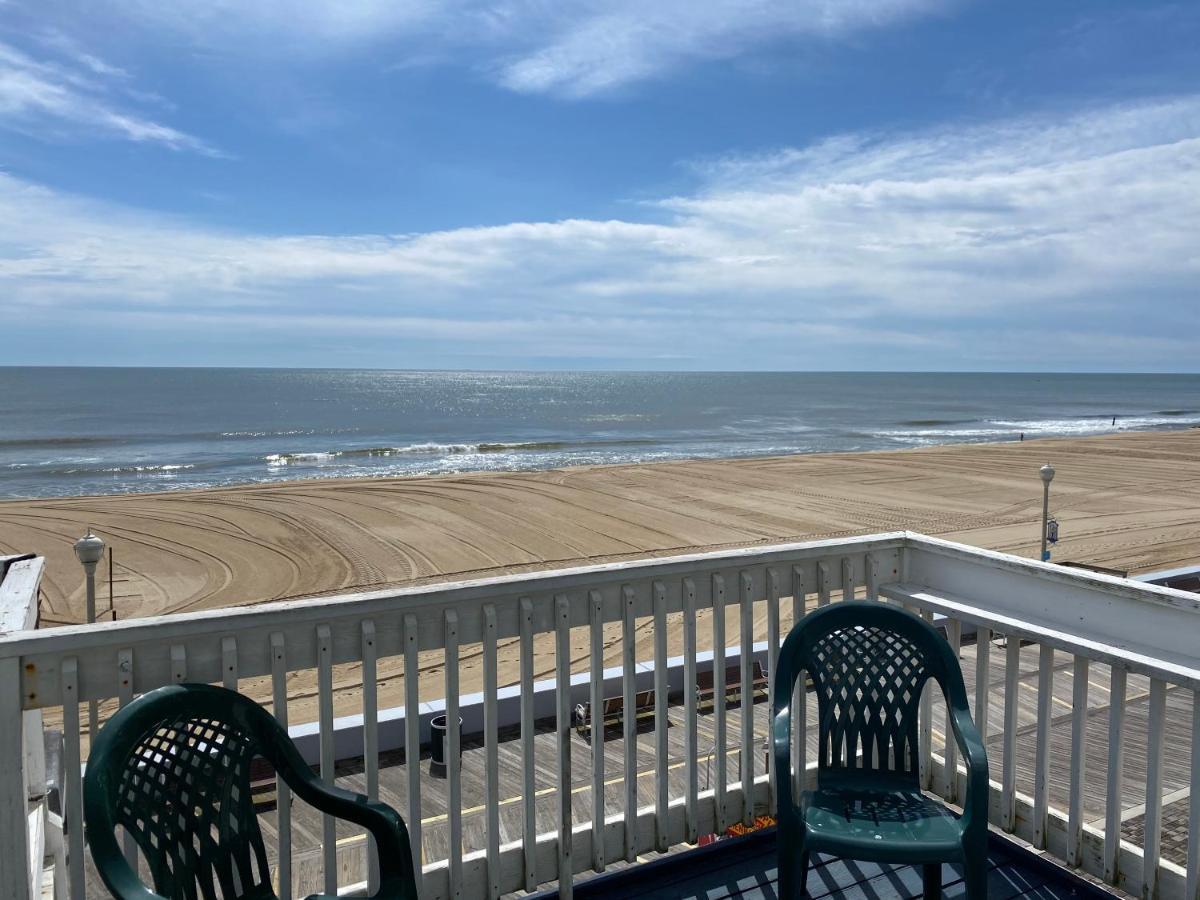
<box><xmin>0</xmin><ymin>532</ymin><xmax>907</xmax><ymax>658</ymax></box>
<box><xmin>905</xmin><ymin>532</ymin><xmax>1200</xmax><ymax>613</ymax></box>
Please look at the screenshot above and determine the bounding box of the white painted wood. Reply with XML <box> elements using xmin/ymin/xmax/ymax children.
<box><xmin>1003</xmin><ymin>636</ymin><xmax>1021</xmax><ymax>832</ymax></box>
<box><xmin>790</xmin><ymin>565</ymin><xmax>805</xmax><ymax>801</ymax></box>
<box><xmin>943</xmin><ymin>618</ymin><xmax>962</xmax><ymax>803</ymax></box>
<box><xmin>554</xmin><ymin>595</ymin><xmax>572</xmax><ymax>899</ymax></box>
<box><xmin>270</xmin><ymin>632</ymin><xmax>292</xmax><ymax>900</ymax></box>
<box><xmin>317</xmin><ymin>624</ymin><xmax>336</xmax><ymax>895</ymax></box>
<box><xmin>1187</xmin><ymin>690</ymin><xmax>1200</xmax><ymax>900</ymax></box>
<box><xmin>4</xmin><ymin>535</ymin><xmax>909</xmax><ymax>708</ymax></box>
<box><xmin>0</xmin><ymin>658</ymin><xmax>31</xmax><ymax>900</ymax></box>
<box><xmin>170</xmin><ymin>644</ymin><xmax>186</xmax><ymax>683</ymax></box>
<box><xmin>445</xmin><ymin>609</ymin><xmax>463</xmax><ymax>899</ymax></box>
<box><xmin>116</xmin><ymin>648</ymin><xmax>136</xmax><ymax>870</ymax></box>
<box><xmin>739</xmin><ymin>571</ymin><xmax>754</xmax><ymax>825</ymax></box>
<box><xmin>1034</xmin><ymin>642</ymin><xmax>1055</xmax><ymax>850</ymax></box>
<box><xmin>711</xmin><ymin>573</ymin><xmax>728</xmax><ymax>832</ymax></box>
<box><xmin>974</xmin><ymin>628</ymin><xmax>991</xmax><ymax>745</ymax></box>
<box><xmin>1104</xmin><ymin>665</ymin><xmax>1128</xmax><ymax>884</ymax></box>
<box><xmin>361</xmin><ymin>620</ymin><xmax>380</xmax><ymax>895</ymax></box>
<box><xmin>621</xmin><ymin>584</ymin><xmax>637</xmax><ymax>862</ymax></box>
<box><xmin>1068</xmin><ymin>655</ymin><xmax>1090</xmax><ymax>868</ymax></box>
<box><xmin>221</xmin><ymin>635</ymin><xmax>238</xmax><ymax>690</ymax></box>
<box><xmin>652</xmin><ymin>581</ymin><xmax>669</xmax><ymax>851</ymax></box>
<box><xmin>0</xmin><ymin>558</ymin><xmax>41</xmax><ymax>635</ymax></box>
<box><xmin>919</xmin><ymin>608</ymin><xmax>934</xmax><ymax>791</ymax></box>
<box><xmin>1142</xmin><ymin>678</ymin><xmax>1167</xmax><ymax>900</ymax></box>
<box><xmin>60</xmin><ymin>660</ymin><xmax>83</xmax><ymax>900</ymax></box>
<box><xmin>765</xmin><ymin>568</ymin><xmax>780</xmax><ymax>813</ymax></box>
<box><xmin>841</xmin><ymin>557</ymin><xmax>854</xmax><ymax>602</ymax></box>
<box><xmin>586</xmin><ymin>591</ymin><xmax>605</xmax><ymax>870</ymax></box>
<box><xmin>482</xmin><ymin>604</ymin><xmax>500</xmax><ymax>900</ymax></box>
<box><xmin>403</xmin><ymin>613</ymin><xmax>423</xmax><ymax>887</ymax></box>
<box><xmin>518</xmin><ymin>597</ymin><xmax>536</xmax><ymax>892</ymax></box>
<box><xmin>866</xmin><ymin>553</ymin><xmax>880</xmax><ymax>602</ymax></box>
<box><xmin>681</xmin><ymin>578</ymin><xmax>698</xmax><ymax>843</ymax></box>
<box><xmin>817</xmin><ymin>561</ymin><xmax>831</xmax><ymax>607</ymax></box>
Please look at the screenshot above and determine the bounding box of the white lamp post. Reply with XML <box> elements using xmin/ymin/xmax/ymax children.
<box><xmin>1039</xmin><ymin>464</ymin><xmax>1055</xmax><ymax>562</ymax></box>
<box><xmin>74</xmin><ymin>528</ymin><xmax>105</xmax><ymax>736</ymax></box>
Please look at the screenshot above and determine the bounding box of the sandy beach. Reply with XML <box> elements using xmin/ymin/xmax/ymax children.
<box><xmin>5</xmin><ymin>428</ymin><xmax>1200</xmax><ymax>724</ymax></box>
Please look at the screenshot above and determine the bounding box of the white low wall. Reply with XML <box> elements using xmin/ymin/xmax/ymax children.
<box><xmin>288</xmin><ymin>641</ymin><xmax>774</xmax><ymax>765</ymax></box>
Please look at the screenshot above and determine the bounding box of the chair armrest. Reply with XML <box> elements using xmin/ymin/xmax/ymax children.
<box><xmin>946</xmin><ymin>699</ymin><xmax>989</xmax><ymax>838</ymax></box>
<box><xmin>277</xmin><ymin>765</ymin><xmax>419</xmax><ymax>900</ymax></box>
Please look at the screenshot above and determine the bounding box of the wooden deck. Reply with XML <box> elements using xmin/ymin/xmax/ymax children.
<box><xmin>81</xmin><ymin>633</ymin><xmax>1185</xmax><ymax>897</ymax></box>
<box><xmin>525</xmin><ymin>827</ymin><xmax>1119</xmax><ymax>899</ymax></box>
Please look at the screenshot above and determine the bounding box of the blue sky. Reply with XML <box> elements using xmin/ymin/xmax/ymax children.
<box><xmin>1</xmin><ymin>1</ymin><xmax>1197</xmax><ymax>370</ymax></box>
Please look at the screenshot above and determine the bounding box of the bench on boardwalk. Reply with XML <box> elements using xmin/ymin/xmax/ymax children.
<box><xmin>696</xmin><ymin>661</ymin><xmax>769</xmax><ymax>708</ymax></box>
<box><xmin>574</xmin><ymin>689</ymin><xmax>656</xmax><ymax>734</ymax></box>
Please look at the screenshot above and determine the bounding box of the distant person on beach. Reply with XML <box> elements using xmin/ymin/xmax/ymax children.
<box><xmin>1112</xmin><ymin>416</ymin><xmax>1117</xmax><ymax>425</ymax></box>
<box><xmin>1020</xmin><ymin>433</ymin><xmax>1024</xmax><ymax>441</ymax></box>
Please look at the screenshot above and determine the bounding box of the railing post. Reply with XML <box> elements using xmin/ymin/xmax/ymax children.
<box><xmin>0</xmin><ymin>657</ymin><xmax>33</xmax><ymax>900</ymax></box>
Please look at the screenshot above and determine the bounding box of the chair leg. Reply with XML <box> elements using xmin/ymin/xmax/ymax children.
<box><xmin>779</xmin><ymin>845</ymin><xmax>809</xmax><ymax>899</ymax></box>
<box><xmin>923</xmin><ymin>862</ymin><xmax>941</xmax><ymax>899</ymax></box>
<box><xmin>963</xmin><ymin>857</ymin><xmax>987</xmax><ymax>900</ymax></box>
<box><xmin>798</xmin><ymin>850</ymin><xmax>810</xmax><ymax>898</ymax></box>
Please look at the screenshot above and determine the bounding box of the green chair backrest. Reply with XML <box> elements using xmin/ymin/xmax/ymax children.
<box><xmin>85</xmin><ymin>686</ymin><xmax>296</xmax><ymax>900</ymax></box>
<box><xmin>788</xmin><ymin>602</ymin><xmax>960</xmax><ymax>781</ymax></box>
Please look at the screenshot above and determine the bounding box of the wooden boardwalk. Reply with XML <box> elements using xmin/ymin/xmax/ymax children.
<box><xmin>81</xmin><ymin>633</ymin><xmax>1186</xmax><ymax>897</ymax></box>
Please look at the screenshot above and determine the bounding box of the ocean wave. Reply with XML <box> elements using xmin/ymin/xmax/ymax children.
<box><xmin>261</xmin><ymin>438</ymin><xmax>668</xmax><ymax>465</ymax></box>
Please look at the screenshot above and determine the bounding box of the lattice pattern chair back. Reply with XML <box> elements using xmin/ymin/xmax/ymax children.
<box><xmin>115</xmin><ymin>712</ymin><xmax>270</xmax><ymax>899</ymax></box>
<box><xmin>788</xmin><ymin>602</ymin><xmax>959</xmax><ymax>781</ymax></box>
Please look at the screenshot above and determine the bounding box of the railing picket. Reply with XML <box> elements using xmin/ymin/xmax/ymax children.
<box><xmin>653</xmin><ymin>581</ymin><xmax>669</xmax><ymax>851</ymax></box>
<box><xmin>445</xmin><ymin>609</ymin><xmax>462</xmax><ymax>899</ymax></box>
<box><xmin>483</xmin><ymin>604</ymin><xmax>501</xmax><ymax>900</ymax></box>
<box><xmin>790</xmin><ymin>566</ymin><xmax>805</xmax><ymax>799</ymax></box>
<box><xmin>587</xmin><ymin>591</ymin><xmax>605</xmax><ymax>869</ymax></box>
<box><xmin>1034</xmin><ymin>643</ymin><xmax>1055</xmax><ymax>849</ymax></box>
<box><xmin>270</xmin><ymin>633</ymin><xmax>292</xmax><ymax>900</ymax></box>
<box><xmin>766</xmin><ymin>568</ymin><xmax>781</xmax><ymax>812</ymax></box>
<box><xmin>841</xmin><ymin>557</ymin><xmax>854</xmax><ymax>602</ymax></box>
<box><xmin>1142</xmin><ymin>678</ymin><xmax>1167</xmax><ymax>900</ymax></box>
<box><xmin>361</xmin><ymin>620</ymin><xmax>380</xmax><ymax>894</ymax></box>
<box><xmin>1068</xmin><ymin>655</ymin><xmax>1090</xmax><ymax>868</ymax></box>
<box><xmin>944</xmin><ymin>619</ymin><xmax>961</xmax><ymax>802</ymax></box>
<box><xmin>317</xmin><ymin>624</ymin><xmax>336</xmax><ymax>895</ymax></box>
<box><xmin>1104</xmin><ymin>665</ymin><xmax>1128</xmax><ymax>884</ymax></box>
<box><xmin>817</xmin><ymin>561</ymin><xmax>831</xmax><ymax>607</ymax></box>
<box><xmin>519</xmin><ymin>597</ymin><xmax>537</xmax><ymax>890</ymax></box>
<box><xmin>116</xmin><ymin>648</ymin><xmax>136</xmax><ymax>870</ymax></box>
<box><xmin>403</xmin><ymin>613</ymin><xmax>423</xmax><ymax>888</ymax></box>
<box><xmin>170</xmin><ymin>644</ymin><xmax>186</xmax><ymax>683</ymax></box>
<box><xmin>712</xmin><ymin>573</ymin><xmax>728</xmax><ymax>832</ymax></box>
<box><xmin>865</xmin><ymin>552</ymin><xmax>880</xmax><ymax>601</ymax></box>
<box><xmin>739</xmin><ymin>571</ymin><xmax>755</xmax><ymax>825</ymax></box>
<box><xmin>61</xmin><ymin>659</ymin><xmax>84</xmax><ymax>900</ymax></box>
<box><xmin>621</xmin><ymin>585</ymin><xmax>638</xmax><ymax>861</ymax></box>
<box><xmin>1002</xmin><ymin>635</ymin><xmax>1021</xmax><ymax>831</ymax></box>
<box><xmin>974</xmin><ymin>628</ymin><xmax>991</xmax><ymax>746</ymax></box>
<box><xmin>1187</xmin><ymin>690</ymin><xmax>1200</xmax><ymax>900</ymax></box>
<box><xmin>682</xmin><ymin>578</ymin><xmax>699</xmax><ymax>843</ymax></box>
<box><xmin>554</xmin><ymin>595</ymin><xmax>573</xmax><ymax>898</ymax></box>
<box><xmin>919</xmin><ymin>608</ymin><xmax>934</xmax><ymax>791</ymax></box>
<box><xmin>221</xmin><ymin>635</ymin><xmax>238</xmax><ymax>689</ymax></box>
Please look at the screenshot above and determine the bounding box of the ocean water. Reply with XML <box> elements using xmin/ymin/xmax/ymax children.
<box><xmin>1</xmin><ymin>368</ymin><xmax>1198</xmax><ymax>500</ymax></box>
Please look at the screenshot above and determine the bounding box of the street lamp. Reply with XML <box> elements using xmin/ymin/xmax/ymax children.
<box><xmin>73</xmin><ymin>528</ymin><xmax>105</xmax><ymax>736</ymax></box>
<box><xmin>1039</xmin><ymin>464</ymin><xmax>1055</xmax><ymax>562</ymax></box>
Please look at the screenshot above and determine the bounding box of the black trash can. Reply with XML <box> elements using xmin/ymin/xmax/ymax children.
<box><xmin>430</xmin><ymin>714</ymin><xmax>463</xmax><ymax>776</ymax></box>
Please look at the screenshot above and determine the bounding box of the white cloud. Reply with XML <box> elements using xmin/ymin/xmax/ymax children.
<box><xmin>85</xmin><ymin>0</ymin><xmax>953</xmax><ymax>97</ymax></box>
<box><xmin>0</xmin><ymin>39</ymin><xmax>219</xmax><ymax>153</ymax></box>
<box><xmin>1</xmin><ymin>95</ymin><xmax>1197</xmax><ymax>366</ymax></box>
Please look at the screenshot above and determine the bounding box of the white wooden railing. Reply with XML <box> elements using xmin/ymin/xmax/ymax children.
<box><xmin>1</xmin><ymin>532</ymin><xmax>1198</xmax><ymax>900</ymax></box>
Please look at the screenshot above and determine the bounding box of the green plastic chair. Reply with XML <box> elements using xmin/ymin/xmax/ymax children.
<box><xmin>84</xmin><ymin>683</ymin><xmax>419</xmax><ymax>900</ymax></box>
<box><xmin>771</xmin><ymin>602</ymin><xmax>988</xmax><ymax>899</ymax></box>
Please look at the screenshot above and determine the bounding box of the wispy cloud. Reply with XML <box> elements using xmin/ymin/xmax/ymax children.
<box><xmin>95</xmin><ymin>0</ymin><xmax>955</xmax><ymax>98</ymax></box>
<box><xmin>0</xmin><ymin>39</ymin><xmax>220</xmax><ymax>153</ymax></box>
<box><xmin>1</xmin><ymin>95</ymin><xmax>1197</xmax><ymax>367</ymax></box>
